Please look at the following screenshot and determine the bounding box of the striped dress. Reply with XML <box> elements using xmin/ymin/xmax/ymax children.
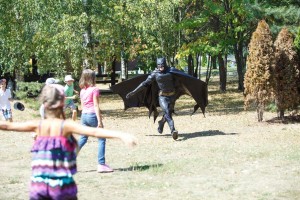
<box><xmin>30</xmin><ymin>121</ymin><xmax>78</xmax><ymax>200</ymax></box>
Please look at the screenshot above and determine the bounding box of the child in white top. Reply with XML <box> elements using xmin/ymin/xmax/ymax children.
<box><xmin>0</xmin><ymin>79</ymin><xmax>13</xmax><ymax>122</ymax></box>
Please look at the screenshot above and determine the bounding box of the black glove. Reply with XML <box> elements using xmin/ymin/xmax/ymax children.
<box><xmin>126</xmin><ymin>92</ymin><xmax>134</xmax><ymax>99</ymax></box>
<box><xmin>126</xmin><ymin>83</ymin><xmax>146</xmax><ymax>99</ymax></box>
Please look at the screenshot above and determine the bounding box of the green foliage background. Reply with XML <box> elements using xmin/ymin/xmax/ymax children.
<box><xmin>0</xmin><ymin>0</ymin><xmax>299</xmax><ymax>78</ymax></box>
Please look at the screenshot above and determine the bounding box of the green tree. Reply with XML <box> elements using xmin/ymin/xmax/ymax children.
<box><xmin>254</xmin><ymin>0</ymin><xmax>300</xmax><ymax>34</ymax></box>
<box><xmin>0</xmin><ymin>1</ymin><xmax>34</xmax><ymax>77</ymax></box>
<box><xmin>0</xmin><ymin>0</ymin><xmax>88</xmax><ymax>78</ymax></box>
<box><xmin>129</xmin><ymin>0</ymin><xmax>181</xmax><ymax>63</ymax></box>
<box><xmin>176</xmin><ymin>0</ymin><xmax>260</xmax><ymax>90</ymax></box>
<box><xmin>1</xmin><ymin>0</ymin><xmax>299</xmax><ymax>86</ymax></box>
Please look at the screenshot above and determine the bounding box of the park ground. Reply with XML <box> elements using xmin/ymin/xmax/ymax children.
<box><xmin>0</xmin><ymin>79</ymin><xmax>300</xmax><ymax>200</ymax></box>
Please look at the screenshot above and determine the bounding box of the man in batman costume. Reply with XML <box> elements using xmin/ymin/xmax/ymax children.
<box><xmin>111</xmin><ymin>57</ymin><xmax>208</xmax><ymax>140</ymax></box>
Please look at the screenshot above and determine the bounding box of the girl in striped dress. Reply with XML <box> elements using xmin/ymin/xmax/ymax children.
<box><xmin>0</xmin><ymin>84</ymin><xmax>137</xmax><ymax>200</ymax></box>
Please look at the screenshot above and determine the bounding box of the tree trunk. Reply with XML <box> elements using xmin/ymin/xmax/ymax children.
<box><xmin>32</xmin><ymin>58</ymin><xmax>38</xmax><ymax>75</ymax></box>
<box><xmin>187</xmin><ymin>54</ymin><xmax>194</xmax><ymax>76</ymax></box>
<box><xmin>257</xmin><ymin>102</ymin><xmax>264</xmax><ymax>122</ymax></box>
<box><xmin>111</xmin><ymin>56</ymin><xmax>117</xmax><ymax>85</ymax></box>
<box><xmin>198</xmin><ymin>53</ymin><xmax>202</xmax><ymax>80</ymax></box>
<box><xmin>234</xmin><ymin>39</ymin><xmax>245</xmax><ymax>91</ymax></box>
<box><xmin>277</xmin><ymin>110</ymin><xmax>284</xmax><ymax>119</ymax></box>
<box><xmin>64</xmin><ymin>51</ymin><xmax>73</xmax><ymax>73</ymax></box>
<box><xmin>205</xmin><ymin>55</ymin><xmax>212</xmax><ymax>84</ymax></box>
<box><xmin>121</xmin><ymin>52</ymin><xmax>126</xmax><ymax>80</ymax></box>
<box><xmin>212</xmin><ymin>56</ymin><xmax>217</xmax><ymax>70</ymax></box>
<box><xmin>97</xmin><ymin>63</ymin><xmax>103</xmax><ymax>75</ymax></box>
<box><xmin>218</xmin><ymin>54</ymin><xmax>227</xmax><ymax>92</ymax></box>
<box><xmin>275</xmin><ymin>99</ymin><xmax>285</xmax><ymax>119</ymax></box>
<box><xmin>194</xmin><ymin>54</ymin><xmax>199</xmax><ymax>78</ymax></box>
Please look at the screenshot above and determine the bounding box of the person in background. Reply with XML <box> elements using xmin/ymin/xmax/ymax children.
<box><xmin>0</xmin><ymin>84</ymin><xmax>137</xmax><ymax>200</ymax></box>
<box><xmin>77</xmin><ymin>69</ymin><xmax>113</xmax><ymax>173</ymax></box>
<box><xmin>126</xmin><ymin>57</ymin><xmax>179</xmax><ymax>140</ymax></box>
<box><xmin>0</xmin><ymin>79</ymin><xmax>14</xmax><ymax>122</ymax></box>
<box><xmin>64</xmin><ymin>75</ymin><xmax>78</xmax><ymax>121</ymax></box>
<box><xmin>39</xmin><ymin>77</ymin><xmax>60</xmax><ymax>119</ymax></box>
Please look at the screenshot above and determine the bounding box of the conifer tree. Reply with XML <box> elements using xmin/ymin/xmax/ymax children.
<box><xmin>244</xmin><ymin>20</ymin><xmax>274</xmax><ymax>122</ymax></box>
<box><xmin>273</xmin><ymin>28</ymin><xmax>300</xmax><ymax>118</ymax></box>
<box><xmin>294</xmin><ymin>28</ymin><xmax>300</xmax><ymax>98</ymax></box>
<box><xmin>294</xmin><ymin>27</ymin><xmax>300</xmax><ymax>58</ymax></box>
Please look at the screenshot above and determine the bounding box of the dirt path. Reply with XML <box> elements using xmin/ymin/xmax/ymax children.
<box><xmin>0</xmin><ymin>91</ymin><xmax>300</xmax><ymax>200</ymax></box>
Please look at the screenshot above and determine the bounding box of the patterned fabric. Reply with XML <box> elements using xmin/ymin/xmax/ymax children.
<box><xmin>30</xmin><ymin>133</ymin><xmax>78</xmax><ymax>200</ymax></box>
<box><xmin>1</xmin><ymin>109</ymin><xmax>12</xmax><ymax>120</ymax></box>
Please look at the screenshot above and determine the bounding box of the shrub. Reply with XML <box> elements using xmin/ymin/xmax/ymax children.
<box><xmin>244</xmin><ymin>20</ymin><xmax>275</xmax><ymax>122</ymax></box>
<box><xmin>273</xmin><ymin>28</ymin><xmax>300</xmax><ymax>118</ymax></box>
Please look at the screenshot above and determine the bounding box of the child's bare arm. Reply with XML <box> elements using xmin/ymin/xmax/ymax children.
<box><xmin>0</xmin><ymin>121</ymin><xmax>38</xmax><ymax>132</ymax></box>
<box><xmin>64</xmin><ymin>120</ymin><xmax>137</xmax><ymax>147</ymax></box>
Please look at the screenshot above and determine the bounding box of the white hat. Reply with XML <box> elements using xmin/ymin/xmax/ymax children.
<box><xmin>64</xmin><ymin>75</ymin><xmax>74</xmax><ymax>82</ymax></box>
<box><xmin>45</xmin><ymin>78</ymin><xmax>60</xmax><ymax>85</ymax></box>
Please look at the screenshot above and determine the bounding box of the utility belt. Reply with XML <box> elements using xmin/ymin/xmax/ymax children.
<box><xmin>159</xmin><ymin>90</ymin><xmax>175</xmax><ymax>96</ymax></box>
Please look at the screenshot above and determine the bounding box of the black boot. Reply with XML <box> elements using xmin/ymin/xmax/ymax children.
<box><xmin>168</xmin><ymin>121</ymin><xmax>178</xmax><ymax>140</ymax></box>
<box><xmin>157</xmin><ymin>118</ymin><xmax>166</xmax><ymax>134</ymax></box>
<box><xmin>171</xmin><ymin>130</ymin><xmax>178</xmax><ymax>140</ymax></box>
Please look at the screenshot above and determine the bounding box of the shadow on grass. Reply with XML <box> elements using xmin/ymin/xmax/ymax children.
<box><xmin>103</xmin><ymin>108</ymin><xmax>154</xmax><ymax>120</ymax></box>
<box><xmin>179</xmin><ymin>130</ymin><xmax>238</xmax><ymax>141</ymax></box>
<box><xmin>78</xmin><ymin>169</ymin><xmax>97</xmax><ymax>173</ymax></box>
<box><xmin>147</xmin><ymin>130</ymin><xmax>238</xmax><ymax>141</ymax></box>
<box><xmin>78</xmin><ymin>163</ymin><xmax>164</xmax><ymax>173</ymax></box>
<box><xmin>266</xmin><ymin>115</ymin><xmax>300</xmax><ymax>124</ymax></box>
<box><xmin>116</xmin><ymin>163</ymin><xmax>163</xmax><ymax>172</ymax></box>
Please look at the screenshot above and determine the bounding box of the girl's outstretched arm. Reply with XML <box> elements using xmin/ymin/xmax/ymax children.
<box><xmin>0</xmin><ymin>121</ymin><xmax>38</xmax><ymax>132</ymax></box>
<box><xmin>64</xmin><ymin>120</ymin><xmax>137</xmax><ymax>147</ymax></box>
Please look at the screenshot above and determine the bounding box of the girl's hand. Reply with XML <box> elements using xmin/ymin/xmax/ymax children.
<box><xmin>121</xmin><ymin>134</ymin><xmax>138</xmax><ymax>147</ymax></box>
<box><xmin>98</xmin><ymin>120</ymin><xmax>103</xmax><ymax>128</ymax></box>
<box><xmin>32</xmin><ymin>133</ymin><xmax>37</xmax><ymax>140</ymax></box>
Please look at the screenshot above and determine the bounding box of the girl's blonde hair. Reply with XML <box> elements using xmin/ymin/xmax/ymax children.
<box><xmin>40</xmin><ymin>84</ymin><xmax>66</xmax><ymax>119</ymax></box>
<box><xmin>39</xmin><ymin>84</ymin><xmax>78</xmax><ymax>152</ymax></box>
<box><xmin>79</xmin><ymin>69</ymin><xmax>96</xmax><ymax>89</ymax></box>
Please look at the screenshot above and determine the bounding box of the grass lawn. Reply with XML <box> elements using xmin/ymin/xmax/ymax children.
<box><xmin>1</xmin><ymin>78</ymin><xmax>300</xmax><ymax>200</ymax></box>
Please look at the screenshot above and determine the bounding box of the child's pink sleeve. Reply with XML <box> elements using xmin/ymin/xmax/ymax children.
<box><xmin>92</xmin><ymin>88</ymin><xmax>100</xmax><ymax>97</ymax></box>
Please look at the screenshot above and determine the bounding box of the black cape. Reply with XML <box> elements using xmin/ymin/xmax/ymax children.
<box><xmin>110</xmin><ymin>67</ymin><xmax>208</xmax><ymax>122</ymax></box>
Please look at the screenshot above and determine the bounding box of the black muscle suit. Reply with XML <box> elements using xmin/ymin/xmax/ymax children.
<box><xmin>126</xmin><ymin>57</ymin><xmax>178</xmax><ymax>140</ymax></box>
